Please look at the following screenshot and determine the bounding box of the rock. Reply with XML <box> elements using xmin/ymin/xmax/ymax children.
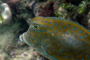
<box><xmin>0</xmin><ymin>50</ymin><xmax>8</xmax><ymax>60</ymax></box>
<box><xmin>53</xmin><ymin>0</ymin><xmax>65</xmax><ymax>11</ymax></box>
<box><xmin>11</xmin><ymin>48</ymin><xmax>44</xmax><ymax>60</ymax></box>
<box><xmin>35</xmin><ymin>1</ymin><xmax>55</xmax><ymax>17</ymax></box>
<box><xmin>0</xmin><ymin>2</ymin><xmax>12</xmax><ymax>24</ymax></box>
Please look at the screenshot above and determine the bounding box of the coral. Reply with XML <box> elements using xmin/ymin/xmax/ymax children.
<box><xmin>60</xmin><ymin>3</ymin><xmax>76</xmax><ymax>10</ymax></box>
<box><xmin>54</xmin><ymin>7</ymin><xmax>69</xmax><ymax>19</ymax></box>
<box><xmin>0</xmin><ymin>50</ymin><xmax>8</xmax><ymax>60</ymax></box>
<box><xmin>27</xmin><ymin>1</ymin><xmax>36</xmax><ymax>9</ymax></box>
<box><xmin>0</xmin><ymin>0</ymin><xmax>89</xmax><ymax>60</ymax></box>
<box><xmin>6</xmin><ymin>0</ymin><xmax>20</xmax><ymax>17</ymax></box>
<box><xmin>0</xmin><ymin>0</ymin><xmax>50</xmax><ymax>60</ymax></box>
<box><xmin>10</xmin><ymin>48</ymin><xmax>44</xmax><ymax>60</ymax></box>
<box><xmin>77</xmin><ymin>1</ymin><xmax>87</xmax><ymax>14</ymax></box>
<box><xmin>6</xmin><ymin>0</ymin><xmax>34</xmax><ymax>22</ymax></box>
<box><xmin>60</xmin><ymin>0</ymin><xmax>88</xmax><ymax>14</ymax></box>
<box><xmin>54</xmin><ymin>0</ymin><xmax>88</xmax><ymax>21</ymax></box>
<box><xmin>35</xmin><ymin>1</ymin><xmax>55</xmax><ymax>17</ymax></box>
<box><xmin>0</xmin><ymin>2</ymin><xmax>12</xmax><ymax>24</ymax></box>
<box><xmin>53</xmin><ymin>0</ymin><xmax>65</xmax><ymax>11</ymax></box>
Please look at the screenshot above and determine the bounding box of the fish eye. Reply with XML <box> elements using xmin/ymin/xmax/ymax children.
<box><xmin>33</xmin><ymin>25</ymin><xmax>40</xmax><ymax>28</ymax></box>
<box><xmin>30</xmin><ymin>23</ymin><xmax>41</xmax><ymax>29</ymax></box>
<box><xmin>34</xmin><ymin>25</ymin><xmax>38</xmax><ymax>28</ymax></box>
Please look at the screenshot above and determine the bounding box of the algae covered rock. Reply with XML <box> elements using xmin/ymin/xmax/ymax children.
<box><xmin>0</xmin><ymin>2</ymin><xmax>12</xmax><ymax>24</ymax></box>
<box><xmin>10</xmin><ymin>48</ymin><xmax>44</xmax><ymax>60</ymax></box>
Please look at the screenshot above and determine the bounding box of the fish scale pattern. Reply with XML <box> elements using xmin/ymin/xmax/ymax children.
<box><xmin>19</xmin><ymin>16</ymin><xmax>90</xmax><ymax>60</ymax></box>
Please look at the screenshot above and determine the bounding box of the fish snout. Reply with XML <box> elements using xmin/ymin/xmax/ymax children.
<box><xmin>19</xmin><ymin>32</ymin><xmax>30</xmax><ymax>45</ymax></box>
<box><xmin>19</xmin><ymin>32</ymin><xmax>27</xmax><ymax>42</ymax></box>
<box><xmin>19</xmin><ymin>34</ymin><xmax>24</xmax><ymax>42</ymax></box>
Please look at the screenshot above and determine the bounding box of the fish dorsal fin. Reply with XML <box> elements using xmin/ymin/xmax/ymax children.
<box><xmin>32</xmin><ymin>16</ymin><xmax>44</xmax><ymax>21</ymax></box>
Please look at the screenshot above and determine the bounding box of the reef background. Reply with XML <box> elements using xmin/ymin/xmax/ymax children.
<box><xmin>0</xmin><ymin>0</ymin><xmax>90</xmax><ymax>60</ymax></box>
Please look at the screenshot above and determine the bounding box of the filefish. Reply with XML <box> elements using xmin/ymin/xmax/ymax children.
<box><xmin>19</xmin><ymin>16</ymin><xmax>90</xmax><ymax>60</ymax></box>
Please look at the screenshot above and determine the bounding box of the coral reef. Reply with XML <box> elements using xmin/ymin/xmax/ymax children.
<box><xmin>54</xmin><ymin>0</ymin><xmax>90</xmax><ymax>29</ymax></box>
<box><xmin>0</xmin><ymin>0</ymin><xmax>90</xmax><ymax>60</ymax></box>
<box><xmin>35</xmin><ymin>1</ymin><xmax>55</xmax><ymax>17</ymax></box>
<box><xmin>10</xmin><ymin>48</ymin><xmax>44</xmax><ymax>60</ymax></box>
<box><xmin>0</xmin><ymin>50</ymin><xmax>8</xmax><ymax>60</ymax></box>
<box><xmin>0</xmin><ymin>2</ymin><xmax>12</xmax><ymax>24</ymax></box>
<box><xmin>53</xmin><ymin>0</ymin><xmax>64</xmax><ymax>11</ymax></box>
<box><xmin>77</xmin><ymin>1</ymin><xmax>87</xmax><ymax>14</ymax></box>
<box><xmin>54</xmin><ymin>7</ymin><xmax>69</xmax><ymax>19</ymax></box>
<box><xmin>0</xmin><ymin>0</ymin><xmax>47</xmax><ymax>60</ymax></box>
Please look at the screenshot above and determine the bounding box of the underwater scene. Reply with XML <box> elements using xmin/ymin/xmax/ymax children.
<box><xmin>0</xmin><ymin>0</ymin><xmax>90</xmax><ymax>60</ymax></box>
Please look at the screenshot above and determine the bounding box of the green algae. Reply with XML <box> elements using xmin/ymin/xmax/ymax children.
<box><xmin>60</xmin><ymin>1</ymin><xmax>87</xmax><ymax>14</ymax></box>
<box><xmin>54</xmin><ymin>0</ymin><xmax>89</xmax><ymax>19</ymax></box>
<box><xmin>77</xmin><ymin>1</ymin><xmax>87</xmax><ymax>14</ymax></box>
<box><xmin>0</xmin><ymin>15</ymin><xmax>3</xmax><ymax>24</ymax></box>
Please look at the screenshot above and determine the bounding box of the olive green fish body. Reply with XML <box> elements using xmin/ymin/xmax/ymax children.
<box><xmin>20</xmin><ymin>17</ymin><xmax>90</xmax><ymax>60</ymax></box>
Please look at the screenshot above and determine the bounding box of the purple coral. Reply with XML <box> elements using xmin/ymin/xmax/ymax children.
<box><xmin>35</xmin><ymin>1</ymin><xmax>55</xmax><ymax>17</ymax></box>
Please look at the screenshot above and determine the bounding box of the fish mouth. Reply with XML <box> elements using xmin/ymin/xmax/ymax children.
<box><xmin>19</xmin><ymin>32</ymin><xmax>30</xmax><ymax>45</ymax></box>
<box><xmin>19</xmin><ymin>34</ymin><xmax>24</xmax><ymax>42</ymax></box>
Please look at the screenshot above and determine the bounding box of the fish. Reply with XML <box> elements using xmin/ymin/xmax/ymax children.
<box><xmin>19</xmin><ymin>16</ymin><xmax>90</xmax><ymax>60</ymax></box>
